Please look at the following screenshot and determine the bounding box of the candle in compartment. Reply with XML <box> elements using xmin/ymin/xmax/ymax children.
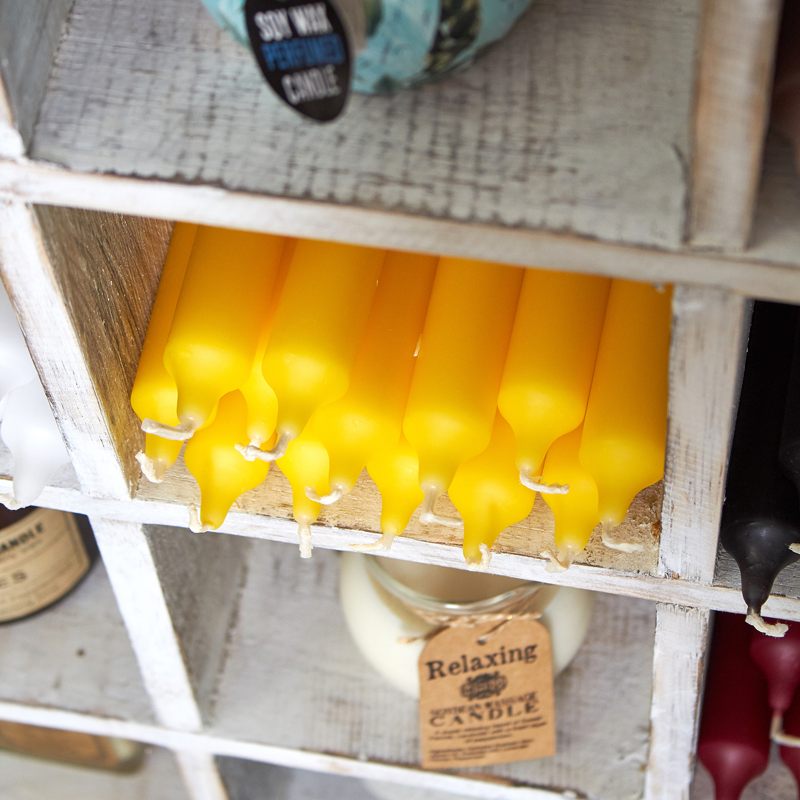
<box><xmin>403</xmin><ymin>258</ymin><xmax>522</xmax><ymax>523</ymax></box>
<box><xmin>131</xmin><ymin>222</ymin><xmax>197</xmax><ymax>482</ymax></box>
<box><xmin>779</xmin><ymin>691</ymin><xmax>800</xmax><ymax>793</ymax></box>
<box><xmin>771</xmin><ymin>0</ymin><xmax>800</xmax><ymax>173</ymax></box>
<box><xmin>698</xmin><ymin>612</ymin><xmax>771</xmax><ymax>800</ymax></box>
<box><xmin>303</xmin><ymin>251</ymin><xmax>436</xmax><ymax>504</ymax></box>
<box><xmin>498</xmin><ymin>269</ymin><xmax>609</xmax><ymax>486</ymax></box>
<box><xmin>365</xmin><ymin>438</ymin><xmax>424</xmax><ymax>549</ymax></box>
<box><xmin>448</xmin><ymin>414</ymin><xmax>534</xmax><ymax>567</ymax></box>
<box><xmin>0</xmin><ymin>283</ymin><xmax>37</xmax><ymax>416</ymax></box>
<box><xmin>721</xmin><ymin>302</ymin><xmax>800</xmax><ymax>637</ymax></box>
<box><xmin>240</xmin><ymin>240</ymin><xmax>384</xmax><ymax>463</ymax></box>
<box><xmin>749</xmin><ymin>621</ymin><xmax>800</xmax><ymax>728</ymax></box>
<box><xmin>779</xmin><ymin>316</ymin><xmax>800</xmax><ymax>503</ymax></box>
<box><xmin>1</xmin><ymin>378</ymin><xmax>70</xmax><ymax>508</ymax></box>
<box><xmin>540</xmin><ymin>425</ymin><xmax>600</xmax><ymax>569</ymax></box>
<box><xmin>277</xmin><ymin>433</ymin><xmax>330</xmax><ymax>558</ymax></box>
<box><xmin>145</xmin><ymin>227</ymin><xmax>285</xmax><ymax>440</ymax></box>
<box><xmin>183</xmin><ymin>391</ymin><xmax>270</xmax><ymax>532</ymax></box>
<box><xmin>238</xmin><ymin>240</ymin><xmax>294</xmax><ymax>450</ymax></box>
<box><xmin>578</xmin><ymin>280</ymin><xmax>671</xmax><ymax>537</ymax></box>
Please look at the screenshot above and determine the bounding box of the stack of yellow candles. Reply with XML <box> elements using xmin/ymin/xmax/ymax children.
<box><xmin>132</xmin><ymin>224</ymin><xmax>671</xmax><ymax>565</ymax></box>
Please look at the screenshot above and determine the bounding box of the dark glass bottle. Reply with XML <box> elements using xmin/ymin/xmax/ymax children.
<box><xmin>0</xmin><ymin>506</ymin><xmax>98</xmax><ymax>625</ymax></box>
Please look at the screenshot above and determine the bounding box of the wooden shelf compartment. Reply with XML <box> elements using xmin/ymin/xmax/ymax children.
<box><xmin>0</xmin><ymin>555</ymin><xmax>155</xmax><ymax>727</ymax></box>
<box><xmin>151</xmin><ymin>530</ymin><xmax>656</xmax><ymax>800</ymax></box>
<box><xmin>0</xmin><ymin>745</ymin><xmax>191</xmax><ymax>800</ymax></box>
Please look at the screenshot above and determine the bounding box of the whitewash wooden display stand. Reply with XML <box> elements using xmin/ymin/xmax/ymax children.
<box><xmin>0</xmin><ymin>0</ymin><xmax>798</xmax><ymax>798</ymax></box>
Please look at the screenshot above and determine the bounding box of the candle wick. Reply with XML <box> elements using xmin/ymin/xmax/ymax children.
<box><xmin>297</xmin><ymin>519</ymin><xmax>314</xmax><ymax>559</ymax></box>
<box><xmin>350</xmin><ymin>531</ymin><xmax>395</xmax><ymax>551</ymax></box>
<box><xmin>136</xmin><ymin>451</ymin><xmax>168</xmax><ymax>483</ymax></box>
<box><xmin>141</xmin><ymin>418</ymin><xmax>197</xmax><ymax>441</ymax></box>
<box><xmin>745</xmin><ymin>610</ymin><xmax>788</xmax><ymax>638</ymax></box>
<box><xmin>187</xmin><ymin>505</ymin><xmax>210</xmax><ymax>534</ymax></box>
<box><xmin>306</xmin><ymin>485</ymin><xmax>345</xmax><ymax>505</ymax></box>
<box><xmin>601</xmin><ymin>524</ymin><xmax>646</xmax><ymax>553</ymax></box>
<box><xmin>789</xmin><ymin>543</ymin><xmax>800</xmax><ymax>555</ymax></box>
<box><xmin>236</xmin><ymin>431</ymin><xmax>292</xmax><ymax>463</ymax></box>
<box><xmin>519</xmin><ymin>470</ymin><xmax>570</xmax><ymax>495</ymax></box>
<box><xmin>770</xmin><ymin>711</ymin><xmax>800</xmax><ymax>747</ymax></box>
<box><xmin>419</xmin><ymin>487</ymin><xmax>462</xmax><ymax>528</ymax></box>
<box><xmin>464</xmin><ymin>544</ymin><xmax>492</xmax><ymax>572</ymax></box>
<box><xmin>539</xmin><ymin>548</ymin><xmax>572</xmax><ymax>572</ymax></box>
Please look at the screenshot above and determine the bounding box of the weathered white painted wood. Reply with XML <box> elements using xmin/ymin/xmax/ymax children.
<box><xmin>0</xmin><ymin>75</ymin><xmax>24</xmax><ymax>158</ymax></box>
<box><xmin>0</xmin><ymin>201</ymin><xmax>131</xmax><ymax>497</ymax></box>
<box><xmin>747</xmin><ymin>134</ymin><xmax>800</xmax><ymax>268</ymax></box>
<box><xmin>87</xmin><ymin>517</ymin><xmax>203</xmax><ymax>732</ymax></box>
<box><xmin>644</xmin><ymin>604</ymin><xmax>711</xmax><ymax>800</ymax></box>
<box><xmin>0</xmin><ymin>745</ymin><xmax>191</xmax><ymax>800</ymax></box>
<box><xmin>3</xmin><ymin>156</ymin><xmax>800</xmax><ymax>303</ymax></box>
<box><xmin>210</xmin><ymin>542</ymin><xmax>653</xmax><ymax>800</ymax></box>
<box><xmin>659</xmin><ymin>288</ymin><xmax>751</xmax><ymax>582</ymax></box>
<box><xmin>175</xmin><ymin>751</ymin><xmax>229</xmax><ymax>800</ymax></box>
<box><xmin>0</xmin><ymin>0</ymin><xmax>73</xmax><ymax>146</ymax></box>
<box><xmin>689</xmin><ymin>0</ymin><xmax>782</xmax><ymax>249</ymax></box>
<box><xmin>27</xmin><ymin>0</ymin><xmax>697</xmax><ymax>250</ymax></box>
<box><xmin>0</xmin><ymin>558</ymin><xmax>154</xmax><ymax>722</ymax></box>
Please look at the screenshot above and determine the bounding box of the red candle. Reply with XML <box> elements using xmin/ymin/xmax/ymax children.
<box><xmin>698</xmin><ymin>613</ymin><xmax>772</xmax><ymax>800</ymax></box>
<box><xmin>750</xmin><ymin>620</ymin><xmax>800</xmax><ymax>716</ymax></box>
<box><xmin>779</xmin><ymin>691</ymin><xmax>800</xmax><ymax>794</ymax></box>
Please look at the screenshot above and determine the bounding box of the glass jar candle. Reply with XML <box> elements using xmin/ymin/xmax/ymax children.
<box><xmin>339</xmin><ymin>553</ymin><xmax>594</xmax><ymax>698</ymax></box>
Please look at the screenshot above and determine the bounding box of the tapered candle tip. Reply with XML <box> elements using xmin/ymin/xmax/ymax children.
<box><xmin>464</xmin><ymin>544</ymin><xmax>491</xmax><ymax>571</ymax></box>
<box><xmin>1</xmin><ymin>494</ymin><xmax>21</xmax><ymax>511</ymax></box>
<box><xmin>746</xmin><ymin>610</ymin><xmax>788</xmax><ymax>638</ymax></box>
<box><xmin>790</xmin><ymin>543</ymin><xmax>800</xmax><ymax>555</ymax></box>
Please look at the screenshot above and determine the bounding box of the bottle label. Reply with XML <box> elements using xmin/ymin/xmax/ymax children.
<box><xmin>244</xmin><ymin>0</ymin><xmax>351</xmax><ymax>122</ymax></box>
<box><xmin>0</xmin><ymin>509</ymin><xmax>90</xmax><ymax>622</ymax></box>
<box><xmin>418</xmin><ymin>618</ymin><xmax>556</xmax><ymax>768</ymax></box>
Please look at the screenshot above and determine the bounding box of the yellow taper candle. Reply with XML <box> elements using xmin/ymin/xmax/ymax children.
<box><xmin>305</xmin><ymin>251</ymin><xmax>436</xmax><ymax>505</ymax></box>
<box><xmin>403</xmin><ymin>258</ymin><xmax>522</xmax><ymax>523</ymax></box>
<box><xmin>240</xmin><ymin>240</ymin><xmax>384</xmax><ymax>463</ymax></box>
<box><xmin>145</xmin><ymin>227</ymin><xmax>285</xmax><ymax>440</ymax></box>
<box><xmin>449</xmin><ymin>414</ymin><xmax>535</xmax><ymax>567</ymax></box>
<box><xmin>579</xmin><ymin>279</ymin><xmax>671</xmax><ymax>533</ymax></box>
<box><xmin>184</xmin><ymin>391</ymin><xmax>271</xmax><ymax>532</ymax></box>
<box><xmin>278</xmin><ymin>433</ymin><xmax>330</xmax><ymax>558</ymax></box>
<box><xmin>498</xmin><ymin>269</ymin><xmax>610</xmax><ymax>487</ymax></box>
<box><xmin>541</xmin><ymin>425</ymin><xmax>599</xmax><ymax>569</ymax></box>
<box><xmin>131</xmin><ymin>222</ymin><xmax>197</xmax><ymax>482</ymax></box>
<box><xmin>365</xmin><ymin>438</ymin><xmax>424</xmax><ymax>550</ymax></box>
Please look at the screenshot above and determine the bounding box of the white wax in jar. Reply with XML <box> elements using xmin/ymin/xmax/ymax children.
<box><xmin>339</xmin><ymin>554</ymin><xmax>595</xmax><ymax>698</ymax></box>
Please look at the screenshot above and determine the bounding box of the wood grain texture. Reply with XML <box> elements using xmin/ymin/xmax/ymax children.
<box><xmin>88</xmin><ymin>517</ymin><xmax>205</xmax><ymax>732</ymax></box>
<box><xmin>142</xmin><ymin>524</ymin><xmax>250</xmax><ymax>722</ymax></box>
<box><xmin>0</xmin><ymin>0</ymin><xmax>73</xmax><ymax>146</ymax></box>
<box><xmin>0</xmin><ymin>202</ymin><xmax>131</xmax><ymax>496</ymax></box>
<box><xmin>34</xmin><ymin>205</ymin><xmax>171</xmax><ymax>494</ymax></box>
<box><xmin>209</xmin><ymin>542</ymin><xmax>654</xmax><ymax>800</ymax></box>
<box><xmin>689</xmin><ymin>0</ymin><xmax>782</xmax><ymax>249</ymax></box>
<box><xmin>0</xmin><ymin>746</ymin><xmax>191</xmax><ymax>800</ymax></box>
<box><xmin>0</xmin><ymin>559</ymin><xmax>154</xmax><ymax>723</ymax></box>
<box><xmin>29</xmin><ymin>0</ymin><xmax>697</xmax><ymax>250</ymax></box>
<box><xmin>659</xmin><ymin>287</ymin><xmax>750</xmax><ymax>582</ymax></box>
<box><xmin>644</xmin><ymin>604</ymin><xmax>710</xmax><ymax>800</ymax></box>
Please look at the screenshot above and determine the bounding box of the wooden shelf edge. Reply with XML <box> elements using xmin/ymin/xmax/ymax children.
<box><xmin>1</xmin><ymin>157</ymin><xmax>799</xmax><ymax>304</ymax></box>
<box><xmin>9</xmin><ymin>478</ymin><xmax>797</xmax><ymax>620</ymax></box>
<box><xmin>0</xmin><ymin>703</ymin><xmax>580</xmax><ymax>799</ymax></box>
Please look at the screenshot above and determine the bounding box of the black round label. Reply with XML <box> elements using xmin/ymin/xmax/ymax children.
<box><xmin>245</xmin><ymin>0</ymin><xmax>351</xmax><ymax>122</ymax></box>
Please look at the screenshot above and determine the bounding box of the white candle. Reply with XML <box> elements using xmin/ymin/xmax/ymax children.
<box><xmin>340</xmin><ymin>554</ymin><xmax>595</xmax><ymax>698</ymax></box>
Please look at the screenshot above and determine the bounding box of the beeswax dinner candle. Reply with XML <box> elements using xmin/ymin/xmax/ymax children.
<box><xmin>579</xmin><ymin>280</ymin><xmax>671</xmax><ymax>538</ymax></box>
<box><xmin>498</xmin><ymin>270</ymin><xmax>609</xmax><ymax>487</ymax></box>
<box><xmin>305</xmin><ymin>251</ymin><xmax>435</xmax><ymax>505</ymax></box>
<box><xmin>146</xmin><ymin>227</ymin><xmax>285</xmax><ymax>440</ymax></box>
<box><xmin>541</xmin><ymin>425</ymin><xmax>600</xmax><ymax>569</ymax></box>
<box><xmin>131</xmin><ymin>222</ymin><xmax>197</xmax><ymax>482</ymax></box>
<box><xmin>241</xmin><ymin>240</ymin><xmax>384</xmax><ymax>462</ymax></box>
<box><xmin>365</xmin><ymin>438</ymin><xmax>424</xmax><ymax>549</ymax></box>
<box><xmin>184</xmin><ymin>391</ymin><xmax>271</xmax><ymax>532</ymax></box>
<box><xmin>449</xmin><ymin>414</ymin><xmax>534</xmax><ymax>567</ymax></box>
<box><xmin>403</xmin><ymin>258</ymin><xmax>522</xmax><ymax>524</ymax></box>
